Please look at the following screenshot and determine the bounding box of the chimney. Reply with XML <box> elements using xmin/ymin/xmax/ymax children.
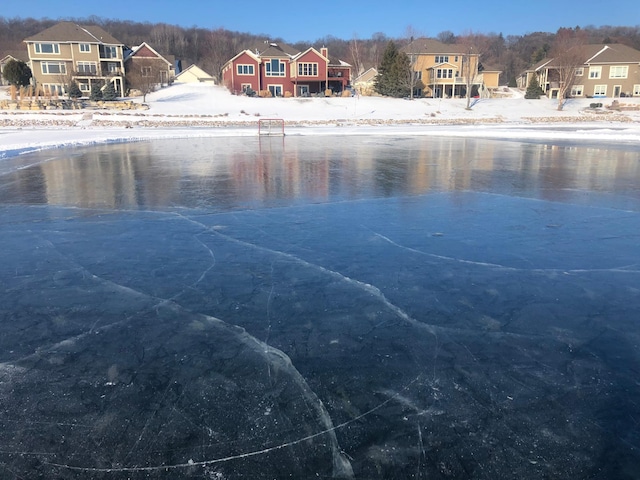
<box><xmin>321</xmin><ymin>46</ymin><xmax>328</xmax><ymax>58</ymax></box>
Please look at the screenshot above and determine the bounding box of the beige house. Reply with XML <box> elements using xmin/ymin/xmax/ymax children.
<box><xmin>518</xmin><ymin>44</ymin><xmax>640</xmax><ymax>98</ymax></box>
<box><xmin>23</xmin><ymin>21</ymin><xmax>125</xmax><ymax>96</ymax></box>
<box><xmin>175</xmin><ymin>64</ymin><xmax>215</xmax><ymax>83</ymax></box>
<box><xmin>352</xmin><ymin>67</ymin><xmax>378</xmax><ymax>96</ymax></box>
<box><xmin>402</xmin><ymin>38</ymin><xmax>501</xmax><ymax>98</ymax></box>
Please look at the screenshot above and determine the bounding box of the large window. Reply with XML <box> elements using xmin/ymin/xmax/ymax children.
<box><xmin>101</xmin><ymin>46</ymin><xmax>118</xmax><ymax>59</ymax></box>
<box><xmin>436</xmin><ymin>68</ymin><xmax>454</xmax><ymax>79</ymax></box>
<box><xmin>434</xmin><ymin>56</ymin><xmax>449</xmax><ymax>63</ymax></box>
<box><xmin>609</xmin><ymin>65</ymin><xmax>628</xmax><ymax>79</ymax></box>
<box><xmin>265</xmin><ymin>59</ymin><xmax>285</xmax><ymax>77</ymax></box>
<box><xmin>76</xmin><ymin>62</ymin><xmax>97</xmax><ymax>74</ymax></box>
<box><xmin>594</xmin><ymin>85</ymin><xmax>607</xmax><ymax>96</ymax></box>
<box><xmin>41</xmin><ymin>62</ymin><xmax>67</xmax><ymax>75</ymax></box>
<box><xmin>35</xmin><ymin>43</ymin><xmax>59</xmax><ymax>54</ymax></box>
<box><xmin>589</xmin><ymin>66</ymin><xmax>602</xmax><ymax>79</ymax></box>
<box><xmin>237</xmin><ymin>64</ymin><xmax>254</xmax><ymax>75</ymax></box>
<box><xmin>298</xmin><ymin>62</ymin><xmax>318</xmax><ymax>76</ymax></box>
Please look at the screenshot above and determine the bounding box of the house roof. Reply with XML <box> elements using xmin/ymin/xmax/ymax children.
<box><xmin>403</xmin><ymin>38</ymin><xmax>470</xmax><ymax>55</ymax></box>
<box><xmin>529</xmin><ymin>44</ymin><xmax>640</xmax><ymax>71</ymax></box>
<box><xmin>23</xmin><ymin>21</ymin><xmax>123</xmax><ymax>45</ymax></box>
<box><xmin>584</xmin><ymin>43</ymin><xmax>640</xmax><ymax>64</ymax></box>
<box><xmin>175</xmin><ymin>64</ymin><xmax>214</xmax><ymax>81</ymax></box>
<box><xmin>125</xmin><ymin>42</ymin><xmax>173</xmax><ymax>67</ymax></box>
<box><xmin>1</xmin><ymin>51</ymin><xmax>29</xmax><ymax>63</ymax></box>
<box><xmin>248</xmin><ymin>41</ymin><xmax>299</xmax><ymax>58</ymax></box>
<box><xmin>353</xmin><ymin>67</ymin><xmax>378</xmax><ymax>83</ymax></box>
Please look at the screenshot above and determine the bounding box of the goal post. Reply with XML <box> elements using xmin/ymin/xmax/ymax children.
<box><xmin>258</xmin><ymin>118</ymin><xmax>285</xmax><ymax>136</ymax></box>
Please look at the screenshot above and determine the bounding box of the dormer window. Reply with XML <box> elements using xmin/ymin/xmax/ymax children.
<box><xmin>35</xmin><ymin>43</ymin><xmax>60</xmax><ymax>54</ymax></box>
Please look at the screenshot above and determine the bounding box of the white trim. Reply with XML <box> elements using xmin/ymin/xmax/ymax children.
<box><xmin>593</xmin><ymin>84</ymin><xmax>607</xmax><ymax>96</ymax></box>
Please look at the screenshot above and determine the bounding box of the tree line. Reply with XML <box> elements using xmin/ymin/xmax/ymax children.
<box><xmin>2</xmin><ymin>16</ymin><xmax>640</xmax><ymax>85</ymax></box>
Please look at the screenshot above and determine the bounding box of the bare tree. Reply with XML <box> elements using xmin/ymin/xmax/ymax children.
<box><xmin>457</xmin><ymin>32</ymin><xmax>486</xmax><ymax>109</ymax></box>
<box><xmin>549</xmin><ymin>28</ymin><xmax>588</xmax><ymax>110</ymax></box>
<box><xmin>126</xmin><ymin>58</ymin><xmax>163</xmax><ymax>102</ymax></box>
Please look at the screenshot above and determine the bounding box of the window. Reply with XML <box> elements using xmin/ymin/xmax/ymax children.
<box><xmin>79</xmin><ymin>43</ymin><xmax>91</xmax><ymax>53</ymax></box>
<box><xmin>241</xmin><ymin>84</ymin><xmax>252</xmax><ymax>93</ymax></box>
<box><xmin>102</xmin><ymin>46</ymin><xmax>118</xmax><ymax>59</ymax></box>
<box><xmin>634</xmin><ymin>85</ymin><xmax>640</xmax><ymax>96</ymax></box>
<box><xmin>35</xmin><ymin>43</ymin><xmax>59</xmax><ymax>54</ymax></box>
<box><xmin>609</xmin><ymin>65</ymin><xmax>628</xmax><ymax>79</ymax></box>
<box><xmin>42</xmin><ymin>84</ymin><xmax>63</xmax><ymax>95</ymax></box>
<box><xmin>454</xmin><ymin>56</ymin><xmax>459</xmax><ymax>62</ymax></box>
<box><xmin>589</xmin><ymin>66</ymin><xmax>602</xmax><ymax>79</ymax></box>
<box><xmin>265</xmin><ymin>59</ymin><xmax>285</xmax><ymax>76</ymax></box>
<box><xmin>79</xmin><ymin>82</ymin><xmax>90</xmax><ymax>92</ymax></box>
<box><xmin>107</xmin><ymin>62</ymin><xmax>119</xmax><ymax>74</ymax></box>
<box><xmin>237</xmin><ymin>64</ymin><xmax>254</xmax><ymax>75</ymax></box>
<box><xmin>41</xmin><ymin>62</ymin><xmax>67</xmax><ymax>75</ymax></box>
<box><xmin>594</xmin><ymin>85</ymin><xmax>607</xmax><ymax>96</ymax></box>
<box><xmin>575</xmin><ymin>67</ymin><xmax>584</xmax><ymax>76</ymax></box>
<box><xmin>434</xmin><ymin>55</ymin><xmax>449</xmax><ymax>63</ymax></box>
<box><xmin>570</xmin><ymin>85</ymin><xmax>583</xmax><ymax>97</ymax></box>
<box><xmin>436</xmin><ymin>68</ymin><xmax>454</xmax><ymax>79</ymax></box>
<box><xmin>298</xmin><ymin>62</ymin><xmax>318</xmax><ymax>76</ymax></box>
<box><xmin>76</xmin><ymin>62</ymin><xmax>97</xmax><ymax>74</ymax></box>
<box><xmin>141</xmin><ymin>66</ymin><xmax>152</xmax><ymax>77</ymax></box>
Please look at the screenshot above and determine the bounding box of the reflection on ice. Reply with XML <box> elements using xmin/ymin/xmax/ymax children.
<box><xmin>1</xmin><ymin>136</ymin><xmax>639</xmax><ymax>478</ymax></box>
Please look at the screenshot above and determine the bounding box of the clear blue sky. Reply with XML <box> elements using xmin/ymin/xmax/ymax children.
<box><xmin>2</xmin><ymin>0</ymin><xmax>638</xmax><ymax>43</ymax></box>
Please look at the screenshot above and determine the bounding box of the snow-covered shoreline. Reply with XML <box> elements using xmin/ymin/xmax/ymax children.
<box><xmin>2</xmin><ymin>83</ymin><xmax>639</xmax><ymax>158</ymax></box>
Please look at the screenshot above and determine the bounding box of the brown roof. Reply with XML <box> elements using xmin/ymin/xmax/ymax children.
<box><xmin>248</xmin><ymin>41</ymin><xmax>299</xmax><ymax>58</ymax></box>
<box><xmin>403</xmin><ymin>38</ymin><xmax>469</xmax><ymax>55</ymax></box>
<box><xmin>585</xmin><ymin>44</ymin><xmax>640</xmax><ymax>64</ymax></box>
<box><xmin>24</xmin><ymin>21</ymin><xmax>123</xmax><ymax>45</ymax></box>
<box><xmin>536</xmin><ymin>44</ymin><xmax>640</xmax><ymax>69</ymax></box>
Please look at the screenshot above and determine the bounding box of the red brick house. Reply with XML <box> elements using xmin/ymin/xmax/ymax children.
<box><xmin>222</xmin><ymin>41</ymin><xmax>351</xmax><ymax>97</ymax></box>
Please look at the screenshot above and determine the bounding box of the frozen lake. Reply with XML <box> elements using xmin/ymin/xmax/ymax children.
<box><xmin>1</xmin><ymin>135</ymin><xmax>640</xmax><ymax>479</ymax></box>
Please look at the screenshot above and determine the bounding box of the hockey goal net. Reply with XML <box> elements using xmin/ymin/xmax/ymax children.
<box><xmin>258</xmin><ymin>118</ymin><xmax>285</xmax><ymax>136</ymax></box>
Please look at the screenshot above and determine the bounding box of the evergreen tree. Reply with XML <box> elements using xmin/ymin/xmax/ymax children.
<box><xmin>90</xmin><ymin>83</ymin><xmax>103</xmax><ymax>101</ymax></box>
<box><xmin>102</xmin><ymin>82</ymin><xmax>117</xmax><ymax>101</ymax></box>
<box><xmin>524</xmin><ymin>75</ymin><xmax>545</xmax><ymax>99</ymax></box>
<box><xmin>374</xmin><ymin>41</ymin><xmax>398</xmax><ymax>96</ymax></box>
<box><xmin>1</xmin><ymin>59</ymin><xmax>32</xmax><ymax>87</ymax></box>
<box><xmin>374</xmin><ymin>41</ymin><xmax>412</xmax><ymax>98</ymax></box>
<box><xmin>67</xmin><ymin>81</ymin><xmax>82</xmax><ymax>99</ymax></box>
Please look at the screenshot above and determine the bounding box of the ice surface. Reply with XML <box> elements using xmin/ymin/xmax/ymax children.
<box><xmin>1</xmin><ymin>136</ymin><xmax>639</xmax><ymax>479</ymax></box>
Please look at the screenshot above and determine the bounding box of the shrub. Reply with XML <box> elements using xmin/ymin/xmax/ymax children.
<box><xmin>67</xmin><ymin>81</ymin><xmax>82</xmax><ymax>99</ymax></box>
<box><xmin>102</xmin><ymin>82</ymin><xmax>117</xmax><ymax>101</ymax></box>
<box><xmin>90</xmin><ymin>83</ymin><xmax>103</xmax><ymax>101</ymax></box>
<box><xmin>524</xmin><ymin>75</ymin><xmax>544</xmax><ymax>99</ymax></box>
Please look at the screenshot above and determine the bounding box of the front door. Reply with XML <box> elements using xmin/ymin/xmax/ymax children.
<box><xmin>613</xmin><ymin>85</ymin><xmax>621</xmax><ymax>97</ymax></box>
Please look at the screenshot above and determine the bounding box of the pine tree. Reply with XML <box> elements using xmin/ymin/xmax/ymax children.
<box><xmin>67</xmin><ymin>81</ymin><xmax>82</xmax><ymax>99</ymax></box>
<box><xmin>102</xmin><ymin>82</ymin><xmax>117</xmax><ymax>101</ymax></box>
<box><xmin>90</xmin><ymin>83</ymin><xmax>103</xmax><ymax>101</ymax></box>
<box><xmin>374</xmin><ymin>41</ymin><xmax>412</xmax><ymax>98</ymax></box>
<box><xmin>524</xmin><ymin>75</ymin><xmax>544</xmax><ymax>99</ymax></box>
